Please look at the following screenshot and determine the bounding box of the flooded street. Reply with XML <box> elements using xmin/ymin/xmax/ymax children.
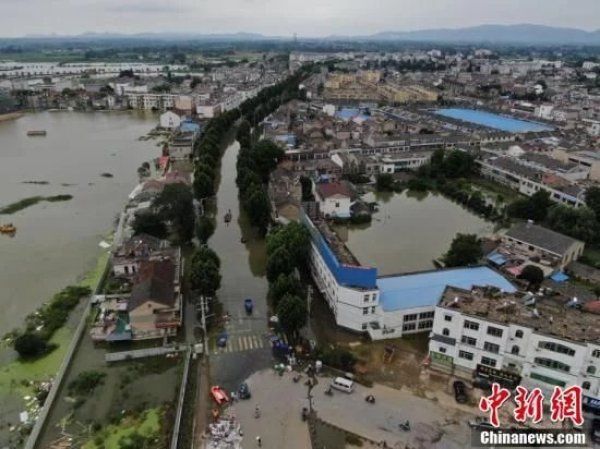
<box><xmin>334</xmin><ymin>190</ymin><xmax>494</xmax><ymax>274</ymax></box>
<box><xmin>208</xmin><ymin>140</ymin><xmax>271</xmax><ymax>391</ymax></box>
<box><xmin>0</xmin><ymin>111</ymin><xmax>156</xmax><ymax>333</ymax></box>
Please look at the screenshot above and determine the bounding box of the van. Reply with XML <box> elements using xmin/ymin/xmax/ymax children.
<box><xmin>331</xmin><ymin>376</ymin><xmax>354</xmax><ymax>393</ymax></box>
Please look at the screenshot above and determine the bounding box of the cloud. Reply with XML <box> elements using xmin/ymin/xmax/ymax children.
<box><xmin>105</xmin><ymin>0</ymin><xmax>192</xmax><ymax>13</ymax></box>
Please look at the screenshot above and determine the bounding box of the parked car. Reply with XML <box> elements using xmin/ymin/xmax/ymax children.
<box><xmin>217</xmin><ymin>332</ymin><xmax>228</xmax><ymax>348</ymax></box>
<box><xmin>591</xmin><ymin>419</ymin><xmax>600</xmax><ymax>444</ymax></box>
<box><xmin>210</xmin><ymin>386</ymin><xmax>229</xmax><ymax>405</ymax></box>
<box><xmin>244</xmin><ymin>298</ymin><xmax>254</xmax><ymax>314</ymax></box>
<box><xmin>238</xmin><ymin>382</ymin><xmax>251</xmax><ymax>400</ymax></box>
<box><xmin>453</xmin><ymin>380</ymin><xmax>468</xmax><ymax>404</ymax></box>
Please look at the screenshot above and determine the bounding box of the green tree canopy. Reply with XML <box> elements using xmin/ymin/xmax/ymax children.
<box><xmin>152</xmin><ymin>183</ymin><xmax>195</xmax><ymax>243</ymax></box>
<box><xmin>518</xmin><ymin>265</ymin><xmax>545</xmax><ymax>288</ymax></box>
<box><xmin>132</xmin><ymin>212</ymin><xmax>167</xmax><ymax>239</ymax></box>
<box><xmin>195</xmin><ymin>216</ymin><xmax>215</xmax><ymax>244</ymax></box>
<box><xmin>442</xmin><ymin>233</ymin><xmax>483</xmax><ymax>267</ymax></box>
<box><xmin>276</xmin><ymin>294</ymin><xmax>307</xmax><ymax>341</ymax></box>
<box><xmin>547</xmin><ymin>204</ymin><xmax>599</xmax><ymax>244</ymax></box>
<box><xmin>269</xmin><ymin>273</ymin><xmax>302</xmax><ymax>309</ymax></box>
<box><xmin>266</xmin><ymin>246</ymin><xmax>295</xmax><ymax>283</ymax></box>
<box><xmin>507</xmin><ymin>190</ymin><xmax>552</xmax><ymax>222</ymax></box>
<box><xmin>266</xmin><ymin>222</ymin><xmax>311</xmax><ymax>267</ymax></box>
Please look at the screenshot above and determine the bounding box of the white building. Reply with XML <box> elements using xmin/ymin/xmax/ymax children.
<box><xmin>429</xmin><ymin>286</ymin><xmax>600</xmax><ymax>412</ymax></box>
<box><xmin>302</xmin><ymin>210</ymin><xmax>516</xmax><ymax>340</ymax></box>
<box><xmin>159</xmin><ymin>111</ymin><xmax>182</xmax><ymax>129</ymax></box>
<box><xmin>314</xmin><ymin>181</ymin><xmax>353</xmax><ymax>218</ymax></box>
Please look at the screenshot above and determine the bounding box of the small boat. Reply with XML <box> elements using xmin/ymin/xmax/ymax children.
<box><xmin>224</xmin><ymin>209</ymin><xmax>232</xmax><ymax>223</ymax></box>
<box><xmin>27</xmin><ymin>130</ymin><xmax>47</xmax><ymax>136</ymax></box>
<box><xmin>0</xmin><ymin>223</ymin><xmax>17</xmax><ymax>234</ymax></box>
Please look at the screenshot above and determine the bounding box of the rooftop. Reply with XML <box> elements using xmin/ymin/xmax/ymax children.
<box><xmin>505</xmin><ymin>222</ymin><xmax>582</xmax><ymax>256</ymax></box>
<box><xmin>377</xmin><ymin>266</ymin><xmax>516</xmax><ymax>312</ymax></box>
<box><xmin>439</xmin><ymin>286</ymin><xmax>600</xmax><ymax>344</ymax></box>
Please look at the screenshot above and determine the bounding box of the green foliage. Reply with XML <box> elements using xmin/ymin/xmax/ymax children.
<box><xmin>269</xmin><ymin>273</ymin><xmax>302</xmax><ymax>309</ymax></box>
<box><xmin>507</xmin><ymin>190</ymin><xmax>553</xmax><ymax>222</ymax></box>
<box><xmin>276</xmin><ymin>294</ymin><xmax>307</xmax><ymax>341</ymax></box>
<box><xmin>546</xmin><ymin>204</ymin><xmax>599</xmax><ymax>244</ymax></box>
<box><xmin>152</xmin><ymin>183</ymin><xmax>195</xmax><ymax>243</ymax></box>
<box><xmin>190</xmin><ymin>247</ymin><xmax>221</xmax><ymax>296</ymax></box>
<box><xmin>266</xmin><ymin>246</ymin><xmax>294</xmax><ymax>283</ymax></box>
<box><xmin>192</xmin><ymin>172</ymin><xmax>214</xmax><ymax>199</ymax></box>
<box><xmin>132</xmin><ymin>212</ymin><xmax>167</xmax><ymax>239</ymax></box>
<box><xmin>315</xmin><ymin>346</ymin><xmax>357</xmax><ymax>372</ymax></box>
<box><xmin>266</xmin><ymin>222</ymin><xmax>311</xmax><ymax>267</ymax></box>
<box><xmin>442</xmin><ymin>233</ymin><xmax>482</xmax><ymax>267</ymax></box>
<box><xmin>68</xmin><ymin>370</ymin><xmax>106</xmax><ymax>395</ymax></box>
<box><xmin>195</xmin><ymin>215</ymin><xmax>215</xmax><ymax>244</ymax></box>
<box><xmin>13</xmin><ymin>333</ymin><xmax>52</xmax><ymax>358</ymax></box>
<box><xmin>300</xmin><ymin>176</ymin><xmax>314</xmax><ymax>201</ymax></box>
<box><xmin>518</xmin><ymin>265</ymin><xmax>545</xmax><ymax>288</ymax></box>
<box><xmin>375</xmin><ymin>173</ymin><xmax>394</xmax><ymax>191</ymax></box>
<box><xmin>585</xmin><ymin>186</ymin><xmax>600</xmax><ymax>220</ymax></box>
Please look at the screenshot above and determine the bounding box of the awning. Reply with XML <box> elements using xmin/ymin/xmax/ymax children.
<box><xmin>487</xmin><ymin>250</ymin><xmax>508</xmax><ymax>266</ymax></box>
<box><xmin>550</xmin><ymin>271</ymin><xmax>570</xmax><ymax>283</ymax></box>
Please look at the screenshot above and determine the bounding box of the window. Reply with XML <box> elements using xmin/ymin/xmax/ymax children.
<box><xmin>587</xmin><ymin>366</ymin><xmax>596</xmax><ymax>375</ymax></box>
<box><xmin>487</xmin><ymin>326</ymin><xmax>504</xmax><ymax>338</ymax></box>
<box><xmin>402</xmin><ymin>323</ymin><xmax>416</xmax><ymax>332</ymax></box>
<box><xmin>481</xmin><ymin>356</ymin><xmax>497</xmax><ymax>368</ymax></box>
<box><xmin>335</xmin><ymin>202</ymin><xmax>340</xmax><ymax>208</ymax></box>
<box><xmin>439</xmin><ymin>347</ymin><xmax>447</xmax><ymax>354</ymax></box>
<box><xmin>593</xmin><ymin>350</ymin><xmax>600</xmax><ymax>358</ymax></box>
<box><xmin>515</xmin><ymin>330</ymin><xmax>524</xmax><ymax>339</ymax></box>
<box><xmin>511</xmin><ymin>345</ymin><xmax>520</xmax><ymax>355</ymax></box>
<box><xmin>371</xmin><ymin>306</ymin><xmax>376</xmax><ymax>314</ymax></box>
<box><xmin>461</xmin><ymin>336</ymin><xmax>477</xmax><ymax>347</ymax></box>
<box><xmin>530</xmin><ymin>372</ymin><xmax>566</xmax><ymax>387</ymax></box>
<box><xmin>534</xmin><ymin>357</ymin><xmax>570</xmax><ymax>373</ymax></box>
<box><xmin>583</xmin><ymin>381</ymin><xmax>591</xmax><ymax>390</ymax></box>
<box><xmin>363</xmin><ymin>294</ymin><xmax>369</xmax><ymax>302</ymax></box>
<box><xmin>442</xmin><ymin>328</ymin><xmax>450</xmax><ymax>337</ymax></box>
<box><xmin>361</xmin><ymin>323</ymin><xmax>368</xmax><ymax>331</ymax></box>
<box><xmin>444</xmin><ymin>315</ymin><xmax>452</xmax><ymax>322</ymax></box>
<box><xmin>372</xmin><ymin>293</ymin><xmax>377</xmax><ymax>302</ymax></box>
<box><xmin>464</xmin><ymin>320</ymin><xmax>479</xmax><ymax>331</ymax></box>
<box><xmin>362</xmin><ymin>307</ymin><xmax>369</xmax><ymax>315</ymax></box>
<box><xmin>484</xmin><ymin>342</ymin><xmax>500</xmax><ymax>354</ymax></box>
<box><xmin>419</xmin><ymin>311</ymin><xmax>434</xmax><ymax>320</ymax></box>
<box><xmin>458</xmin><ymin>350</ymin><xmax>474</xmax><ymax>361</ymax></box>
<box><xmin>403</xmin><ymin>314</ymin><xmax>417</xmax><ymax>322</ymax></box>
<box><xmin>418</xmin><ymin>320</ymin><xmax>433</xmax><ymax>330</ymax></box>
<box><xmin>538</xmin><ymin>341</ymin><xmax>576</xmax><ymax>356</ymax></box>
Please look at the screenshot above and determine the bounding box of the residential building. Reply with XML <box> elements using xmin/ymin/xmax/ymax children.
<box><xmin>503</xmin><ymin>221</ymin><xmax>585</xmax><ymax>269</ymax></box>
<box><xmin>429</xmin><ymin>286</ymin><xmax>600</xmax><ymax>412</ymax></box>
<box><xmin>314</xmin><ymin>181</ymin><xmax>354</xmax><ymax>218</ymax></box>
<box><xmin>159</xmin><ymin>110</ymin><xmax>182</xmax><ymax>129</ymax></box>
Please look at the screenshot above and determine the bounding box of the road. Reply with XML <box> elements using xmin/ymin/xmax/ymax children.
<box><xmin>207</xmin><ymin>140</ymin><xmax>272</xmax><ymax>391</ymax></box>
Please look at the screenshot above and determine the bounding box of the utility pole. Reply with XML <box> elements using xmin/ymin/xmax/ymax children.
<box><xmin>306</xmin><ymin>284</ymin><xmax>312</xmax><ymax>317</ymax></box>
<box><xmin>199</xmin><ymin>295</ymin><xmax>208</xmax><ymax>355</ymax></box>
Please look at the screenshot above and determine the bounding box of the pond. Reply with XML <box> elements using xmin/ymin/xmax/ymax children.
<box><xmin>333</xmin><ymin>190</ymin><xmax>494</xmax><ymax>275</ymax></box>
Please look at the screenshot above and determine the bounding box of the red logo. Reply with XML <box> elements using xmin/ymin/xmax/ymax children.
<box><xmin>478</xmin><ymin>383</ymin><xmax>583</xmax><ymax>427</ymax></box>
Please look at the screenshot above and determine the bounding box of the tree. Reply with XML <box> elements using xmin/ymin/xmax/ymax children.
<box><xmin>195</xmin><ymin>216</ymin><xmax>215</xmax><ymax>244</ymax></box>
<box><xmin>245</xmin><ymin>187</ymin><xmax>271</xmax><ymax>234</ymax></box>
<box><xmin>442</xmin><ymin>233</ymin><xmax>482</xmax><ymax>267</ymax></box>
<box><xmin>518</xmin><ymin>265</ymin><xmax>545</xmax><ymax>288</ymax></box>
<box><xmin>547</xmin><ymin>204</ymin><xmax>599</xmax><ymax>244</ymax></box>
<box><xmin>507</xmin><ymin>190</ymin><xmax>552</xmax><ymax>222</ymax></box>
<box><xmin>266</xmin><ymin>222</ymin><xmax>311</xmax><ymax>267</ymax></box>
<box><xmin>442</xmin><ymin>150</ymin><xmax>476</xmax><ymax>179</ymax></box>
<box><xmin>375</xmin><ymin>173</ymin><xmax>394</xmax><ymax>191</ymax></box>
<box><xmin>276</xmin><ymin>294</ymin><xmax>307</xmax><ymax>341</ymax></box>
<box><xmin>585</xmin><ymin>186</ymin><xmax>600</xmax><ymax>220</ymax></box>
<box><xmin>152</xmin><ymin>183</ymin><xmax>195</xmax><ymax>243</ymax></box>
<box><xmin>14</xmin><ymin>332</ymin><xmax>50</xmax><ymax>358</ymax></box>
<box><xmin>300</xmin><ymin>176</ymin><xmax>314</xmax><ymax>201</ymax></box>
<box><xmin>193</xmin><ymin>172</ymin><xmax>214</xmax><ymax>199</ymax></box>
<box><xmin>192</xmin><ymin>246</ymin><xmax>220</xmax><ymax>269</ymax></box>
<box><xmin>269</xmin><ymin>273</ymin><xmax>302</xmax><ymax>308</ymax></box>
<box><xmin>132</xmin><ymin>212</ymin><xmax>167</xmax><ymax>239</ymax></box>
<box><xmin>251</xmin><ymin>140</ymin><xmax>284</xmax><ymax>180</ymax></box>
<box><xmin>266</xmin><ymin>246</ymin><xmax>294</xmax><ymax>283</ymax></box>
<box><xmin>190</xmin><ymin>258</ymin><xmax>221</xmax><ymax>297</ymax></box>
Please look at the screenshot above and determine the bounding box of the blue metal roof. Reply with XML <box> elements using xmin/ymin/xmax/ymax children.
<box><xmin>180</xmin><ymin>121</ymin><xmax>201</xmax><ymax>133</ymax></box>
<box><xmin>550</xmin><ymin>271</ymin><xmax>569</xmax><ymax>283</ymax></box>
<box><xmin>377</xmin><ymin>266</ymin><xmax>516</xmax><ymax>312</ymax></box>
<box><xmin>487</xmin><ymin>250</ymin><xmax>508</xmax><ymax>266</ymax></box>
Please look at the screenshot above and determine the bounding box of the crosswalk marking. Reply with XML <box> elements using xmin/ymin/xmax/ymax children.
<box><xmin>210</xmin><ymin>333</ymin><xmax>288</xmax><ymax>355</ymax></box>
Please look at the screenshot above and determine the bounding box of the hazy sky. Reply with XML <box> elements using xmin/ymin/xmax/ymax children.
<box><xmin>2</xmin><ymin>0</ymin><xmax>599</xmax><ymax>37</ymax></box>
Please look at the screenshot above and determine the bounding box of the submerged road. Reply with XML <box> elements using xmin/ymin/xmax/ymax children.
<box><xmin>206</xmin><ymin>140</ymin><xmax>272</xmax><ymax>392</ymax></box>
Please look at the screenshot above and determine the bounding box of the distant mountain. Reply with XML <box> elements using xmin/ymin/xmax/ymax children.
<box><xmin>333</xmin><ymin>24</ymin><xmax>600</xmax><ymax>45</ymax></box>
<box><xmin>13</xmin><ymin>24</ymin><xmax>600</xmax><ymax>45</ymax></box>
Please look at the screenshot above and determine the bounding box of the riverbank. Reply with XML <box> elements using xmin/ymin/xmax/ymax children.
<box><xmin>0</xmin><ymin>111</ymin><xmax>24</xmax><ymax>122</ymax></box>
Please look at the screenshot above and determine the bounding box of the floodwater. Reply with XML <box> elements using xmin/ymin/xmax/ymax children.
<box><xmin>0</xmin><ymin>111</ymin><xmax>157</xmax><ymax>334</ymax></box>
<box><xmin>208</xmin><ymin>140</ymin><xmax>272</xmax><ymax>392</ymax></box>
<box><xmin>334</xmin><ymin>190</ymin><xmax>494</xmax><ymax>275</ymax></box>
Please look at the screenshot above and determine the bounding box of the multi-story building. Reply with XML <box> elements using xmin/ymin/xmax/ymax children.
<box><xmin>429</xmin><ymin>286</ymin><xmax>600</xmax><ymax>413</ymax></box>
